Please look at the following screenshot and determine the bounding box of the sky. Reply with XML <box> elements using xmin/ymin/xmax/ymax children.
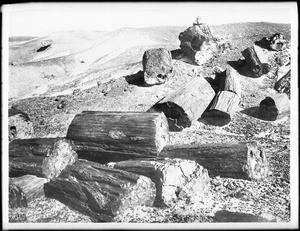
<box><xmin>2</xmin><ymin>2</ymin><xmax>296</xmax><ymax>37</ymax></box>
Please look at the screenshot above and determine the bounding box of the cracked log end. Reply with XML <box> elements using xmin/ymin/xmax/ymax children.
<box><xmin>9</xmin><ymin>175</ymin><xmax>49</xmax><ymax>208</ymax></box>
<box><xmin>42</xmin><ymin>138</ymin><xmax>78</xmax><ymax>179</ymax></box>
<box><xmin>243</xmin><ymin>143</ymin><xmax>269</xmax><ymax>181</ymax></box>
<box><xmin>154</xmin><ymin>112</ymin><xmax>170</xmax><ymax>153</ymax></box>
<box><xmin>111</xmin><ymin>158</ymin><xmax>210</xmax><ymax>207</ymax></box>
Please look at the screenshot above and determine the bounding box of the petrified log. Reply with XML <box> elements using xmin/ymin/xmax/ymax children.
<box><xmin>44</xmin><ymin>159</ymin><xmax>156</xmax><ymax>222</ymax></box>
<box><xmin>241</xmin><ymin>46</ymin><xmax>271</xmax><ymax>77</ymax></box>
<box><xmin>223</xmin><ymin>67</ymin><xmax>241</xmax><ymax>98</ymax></box>
<box><xmin>201</xmin><ymin>91</ymin><xmax>239</xmax><ymax>126</ymax></box>
<box><xmin>9</xmin><ymin>108</ymin><xmax>34</xmax><ymax>141</ymax></box>
<box><xmin>66</xmin><ymin>111</ymin><xmax>169</xmax><ymax>161</ymax></box>
<box><xmin>268</xmin><ymin>33</ymin><xmax>287</xmax><ymax>51</ymax></box>
<box><xmin>149</xmin><ymin>77</ymin><xmax>215</xmax><ymax>131</ymax></box>
<box><xmin>9</xmin><ymin>138</ymin><xmax>78</xmax><ymax>178</ymax></box>
<box><xmin>161</xmin><ymin>142</ymin><xmax>269</xmax><ymax>181</ymax></box>
<box><xmin>259</xmin><ymin>93</ymin><xmax>290</xmax><ymax>121</ymax></box>
<box><xmin>9</xmin><ymin>175</ymin><xmax>49</xmax><ymax>208</ymax></box>
<box><xmin>109</xmin><ymin>158</ymin><xmax>210</xmax><ymax>206</ymax></box>
<box><xmin>179</xmin><ymin>17</ymin><xmax>219</xmax><ymax>65</ymax></box>
<box><xmin>275</xmin><ymin>70</ymin><xmax>291</xmax><ymax>96</ymax></box>
<box><xmin>142</xmin><ymin>48</ymin><xmax>174</xmax><ymax>85</ymax></box>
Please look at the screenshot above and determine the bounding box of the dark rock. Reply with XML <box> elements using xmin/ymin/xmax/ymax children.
<box><xmin>142</xmin><ymin>48</ymin><xmax>173</xmax><ymax>85</ymax></box>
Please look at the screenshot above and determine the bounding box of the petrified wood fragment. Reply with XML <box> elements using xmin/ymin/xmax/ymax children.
<box><xmin>110</xmin><ymin>158</ymin><xmax>210</xmax><ymax>206</ymax></box>
<box><xmin>161</xmin><ymin>142</ymin><xmax>269</xmax><ymax>181</ymax></box>
<box><xmin>9</xmin><ymin>175</ymin><xmax>49</xmax><ymax>208</ymax></box>
<box><xmin>44</xmin><ymin>159</ymin><xmax>156</xmax><ymax>222</ymax></box>
<box><xmin>9</xmin><ymin>138</ymin><xmax>78</xmax><ymax>178</ymax></box>
<box><xmin>66</xmin><ymin>111</ymin><xmax>169</xmax><ymax>161</ymax></box>
<box><xmin>149</xmin><ymin>77</ymin><xmax>215</xmax><ymax>131</ymax></box>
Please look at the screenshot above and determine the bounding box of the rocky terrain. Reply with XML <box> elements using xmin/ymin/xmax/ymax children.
<box><xmin>7</xmin><ymin>21</ymin><xmax>293</xmax><ymax>224</ymax></box>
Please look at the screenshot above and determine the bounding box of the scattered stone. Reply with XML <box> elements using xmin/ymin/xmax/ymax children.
<box><xmin>269</xmin><ymin>33</ymin><xmax>287</xmax><ymax>51</ymax></box>
<box><xmin>57</xmin><ymin>100</ymin><xmax>66</xmax><ymax>109</ymax></box>
<box><xmin>9</xmin><ymin>108</ymin><xmax>34</xmax><ymax>141</ymax></box>
<box><xmin>142</xmin><ymin>48</ymin><xmax>173</xmax><ymax>85</ymax></box>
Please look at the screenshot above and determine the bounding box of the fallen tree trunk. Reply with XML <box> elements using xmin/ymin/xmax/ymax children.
<box><xmin>241</xmin><ymin>46</ymin><xmax>271</xmax><ymax>78</ymax></box>
<box><xmin>149</xmin><ymin>77</ymin><xmax>215</xmax><ymax>131</ymax></box>
<box><xmin>259</xmin><ymin>93</ymin><xmax>290</xmax><ymax>121</ymax></box>
<box><xmin>9</xmin><ymin>138</ymin><xmax>78</xmax><ymax>178</ymax></box>
<box><xmin>160</xmin><ymin>142</ymin><xmax>269</xmax><ymax>181</ymax></box>
<box><xmin>66</xmin><ymin>111</ymin><xmax>169</xmax><ymax>159</ymax></box>
<box><xmin>44</xmin><ymin>159</ymin><xmax>156</xmax><ymax>222</ymax></box>
<box><xmin>9</xmin><ymin>175</ymin><xmax>49</xmax><ymax>208</ymax></box>
<box><xmin>201</xmin><ymin>91</ymin><xmax>239</xmax><ymax>126</ymax></box>
<box><xmin>211</xmin><ymin>210</ymin><xmax>274</xmax><ymax>222</ymax></box>
<box><xmin>110</xmin><ymin>158</ymin><xmax>210</xmax><ymax>207</ymax></box>
<box><xmin>222</xmin><ymin>67</ymin><xmax>241</xmax><ymax>98</ymax></box>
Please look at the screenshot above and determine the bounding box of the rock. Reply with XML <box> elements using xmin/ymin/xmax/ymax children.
<box><xmin>9</xmin><ymin>108</ymin><xmax>34</xmax><ymax>141</ymax></box>
<box><xmin>179</xmin><ymin>17</ymin><xmax>219</xmax><ymax>65</ymax></box>
<box><xmin>275</xmin><ymin>69</ymin><xmax>290</xmax><ymax>97</ymax></box>
<box><xmin>269</xmin><ymin>33</ymin><xmax>287</xmax><ymax>51</ymax></box>
<box><xmin>142</xmin><ymin>48</ymin><xmax>173</xmax><ymax>85</ymax></box>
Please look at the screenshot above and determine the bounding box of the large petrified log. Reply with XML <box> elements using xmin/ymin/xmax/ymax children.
<box><xmin>142</xmin><ymin>48</ymin><xmax>174</xmax><ymax>85</ymax></box>
<box><xmin>149</xmin><ymin>77</ymin><xmax>215</xmax><ymax>131</ymax></box>
<box><xmin>160</xmin><ymin>142</ymin><xmax>269</xmax><ymax>181</ymax></box>
<box><xmin>9</xmin><ymin>138</ymin><xmax>78</xmax><ymax>178</ymax></box>
<box><xmin>210</xmin><ymin>210</ymin><xmax>274</xmax><ymax>222</ymax></box>
<box><xmin>179</xmin><ymin>17</ymin><xmax>219</xmax><ymax>65</ymax></box>
<box><xmin>241</xmin><ymin>46</ymin><xmax>271</xmax><ymax>77</ymax></box>
<box><xmin>275</xmin><ymin>69</ymin><xmax>291</xmax><ymax>96</ymax></box>
<box><xmin>223</xmin><ymin>67</ymin><xmax>242</xmax><ymax>98</ymax></box>
<box><xmin>9</xmin><ymin>175</ymin><xmax>49</xmax><ymax>208</ymax></box>
<box><xmin>66</xmin><ymin>111</ymin><xmax>169</xmax><ymax>162</ymax></box>
<box><xmin>109</xmin><ymin>158</ymin><xmax>210</xmax><ymax>206</ymax></box>
<box><xmin>259</xmin><ymin>93</ymin><xmax>290</xmax><ymax>121</ymax></box>
<box><xmin>201</xmin><ymin>91</ymin><xmax>239</xmax><ymax>126</ymax></box>
<box><xmin>44</xmin><ymin>159</ymin><xmax>156</xmax><ymax>222</ymax></box>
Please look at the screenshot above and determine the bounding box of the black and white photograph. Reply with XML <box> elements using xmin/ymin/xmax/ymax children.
<box><xmin>1</xmin><ymin>2</ymin><xmax>298</xmax><ymax>229</ymax></box>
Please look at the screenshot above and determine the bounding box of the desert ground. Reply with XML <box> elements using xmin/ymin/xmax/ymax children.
<box><xmin>7</xmin><ymin>22</ymin><xmax>292</xmax><ymax>223</ymax></box>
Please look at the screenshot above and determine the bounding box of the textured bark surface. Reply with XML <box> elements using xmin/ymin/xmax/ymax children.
<box><xmin>201</xmin><ymin>91</ymin><xmax>239</xmax><ymax>126</ymax></box>
<box><xmin>9</xmin><ymin>175</ymin><xmax>49</xmax><ymax>208</ymax></box>
<box><xmin>142</xmin><ymin>48</ymin><xmax>174</xmax><ymax>85</ymax></box>
<box><xmin>259</xmin><ymin>93</ymin><xmax>290</xmax><ymax>121</ymax></box>
<box><xmin>44</xmin><ymin>159</ymin><xmax>156</xmax><ymax>222</ymax></box>
<box><xmin>66</xmin><ymin>111</ymin><xmax>169</xmax><ymax>159</ymax></box>
<box><xmin>161</xmin><ymin>142</ymin><xmax>269</xmax><ymax>181</ymax></box>
<box><xmin>223</xmin><ymin>67</ymin><xmax>242</xmax><ymax>98</ymax></box>
<box><xmin>110</xmin><ymin>158</ymin><xmax>210</xmax><ymax>206</ymax></box>
<box><xmin>149</xmin><ymin>77</ymin><xmax>215</xmax><ymax>131</ymax></box>
<box><xmin>9</xmin><ymin>138</ymin><xmax>78</xmax><ymax>178</ymax></box>
<box><xmin>241</xmin><ymin>46</ymin><xmax>271</xmax><ymax>78</ymax></box>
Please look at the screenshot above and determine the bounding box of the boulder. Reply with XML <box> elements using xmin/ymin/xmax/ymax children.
<box><xmin>179</xmin><ymin>17</ymin><xmax>219</xmax><ymax>65</ymax></box>
<box><xmin>9</xmin><ymin>108</ymin><xmax>34</xmax><ymax>141</ymax></box>
<box><xmin>142</xmin><ymin>48</ymin><xmax>174</xmax><ymax>85</ymax></box>
<box><xmin>269</xmin><ymin>33</ymin><xmax>287</xmax><ymax>51</ymax></box>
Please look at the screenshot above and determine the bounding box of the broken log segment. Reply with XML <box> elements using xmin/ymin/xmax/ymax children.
<box><xmin>44</xmin><ymin>159</ymin><xmax>156</xmax><ymax>222</ymax></box>
<box><xmin>241</xmin><ymin>46</ymin><xmax>271</xmax><ymax>78</ymax></box>
<box><xmin>9</xmin><ymin>138</ymin><xmax>78</xmax><ymax>178</ymax></box>
<box><xmin>201</xmin><ymin>91</ymin><xmax>239</xmax><ymax>127</ymax></box>
<box><xmin>109</xmin><ymin>158</ymin><xmax>210</xmax><ymax>207</ymax></box>
<box><xmin>223</xmin><ymin>67</ymin><xmax>241</xmax><ymax>98</ymax></box>
<box><xmin>9</xmin><ymin>175</ymin><xmax>49</xmax><ymax>208</ymax></box>
<box><xmin>66</xmin><ymin>111</ymin><xmax>169</xmax><ymax>160</ymax></box>
<box><xmin>259</xmin><ymin>93</ymin><xmax>290</xmax><ymax>121</ymax></box>
<box><xmin>149</xmin><ymin>77</ymin><xmax>215</xmax><ymax>131</ymax></box>
<box><xmin>160</xmin><ymin>142</ymin><xmax>269</xmax><ymax>181</ymax></box>
<box><xmin>275</xmin><ymin>70</ymin><xmax>291</xmax><ymax>96</ymax></box>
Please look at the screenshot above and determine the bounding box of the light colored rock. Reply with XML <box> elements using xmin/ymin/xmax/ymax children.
<box><xmin>9</xmin><ymin>112</ymin><xmax>34</xmax><ymax>141</ymax></box>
